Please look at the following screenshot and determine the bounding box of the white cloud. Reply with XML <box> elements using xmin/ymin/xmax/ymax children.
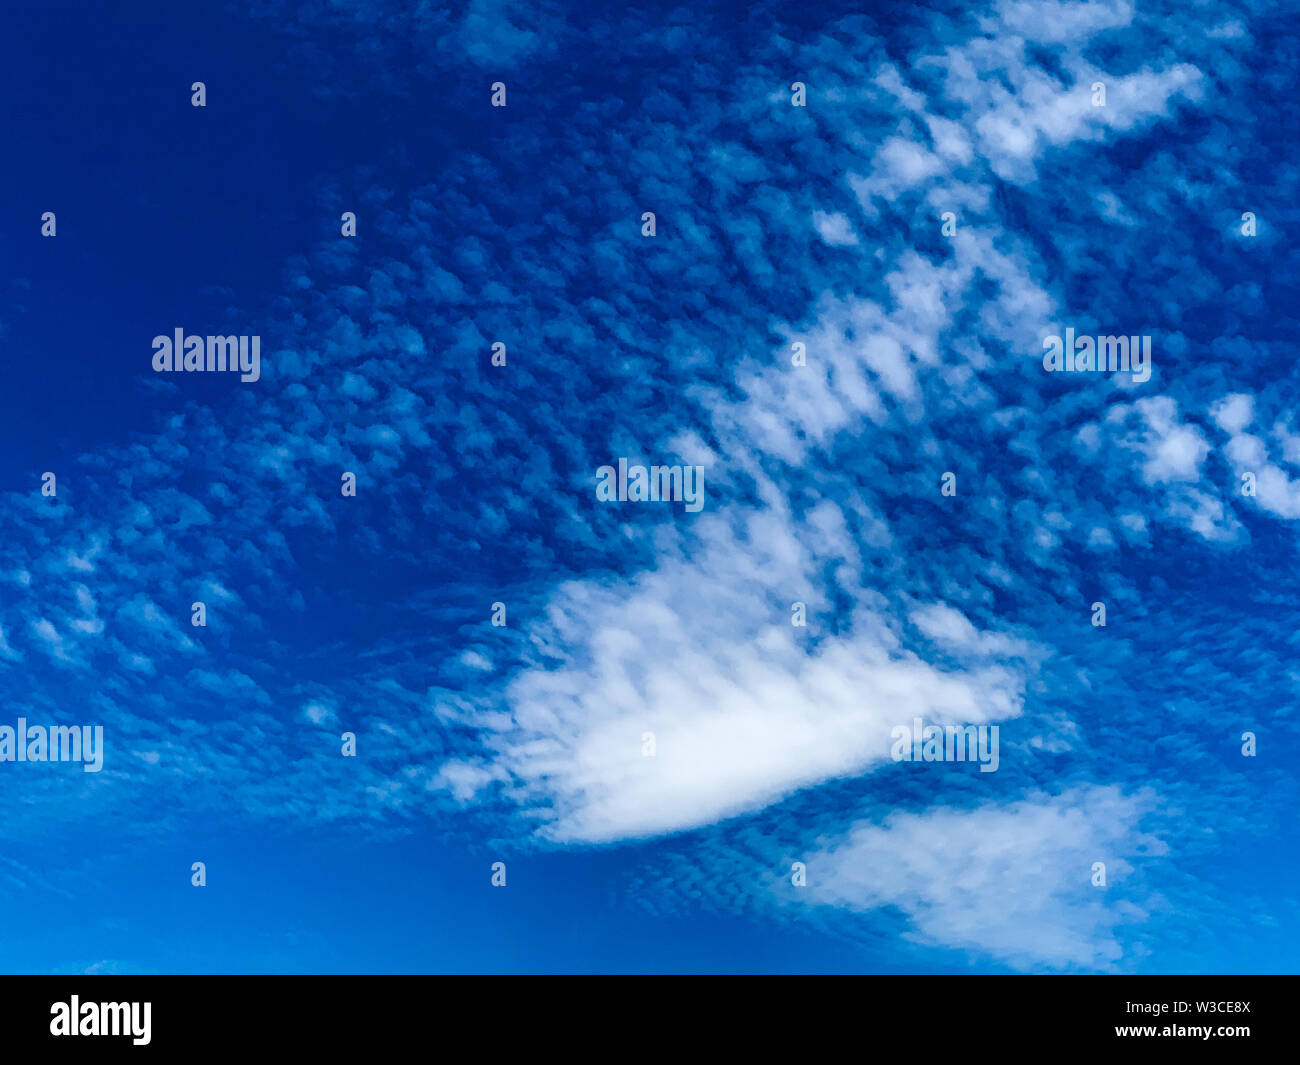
<box><xmin>802</xmin><ymin>784</ymin><xmax>1160</xmax><ymax>969</ymax></box>
<box><xmin>303</xmin><ymin>702</ymin><xmax>336</xmax><ymax>726</ymax></box>
<box><xmin>1210</xmin><ymin>393</ymin><xmax>1254</xmax><ymax>435</ymax></box>
<box><xmin>812</xmin><ymin>210</ymin><xmax>860</xmax><ymax>247</ymax></box>
<box><xmin>1131</xmin><ymin>397</ymin><xmax>1211</xmax><ymax>484</ymax></box>
<box><xmin>444</xmin><ymin>510</ymin><xmax>1032</xmax><ymax>844</ymax></box>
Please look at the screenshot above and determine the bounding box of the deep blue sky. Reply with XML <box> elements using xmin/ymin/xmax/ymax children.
<box><xmin>1</xmin><ymin>0</ymin><xmax>1298</xmax><ymax>974</ymax></box>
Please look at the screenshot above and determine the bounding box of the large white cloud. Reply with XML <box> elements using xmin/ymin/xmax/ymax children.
<box><xmin>444</xmin><ymin>507</ymin><xmax>1033</xmax><ymax>842</ymax></box>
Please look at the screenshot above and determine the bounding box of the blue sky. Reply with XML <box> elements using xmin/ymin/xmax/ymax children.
<box><xmin>1</xmin><ymin>0</ymin><xmax>1298</xmax><ymax>974</ymax></box>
